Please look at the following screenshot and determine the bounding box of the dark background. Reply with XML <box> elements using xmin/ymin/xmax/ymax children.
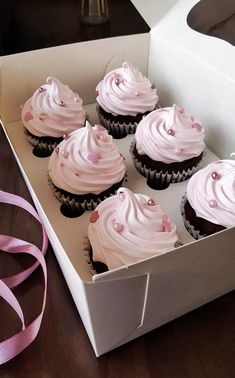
<box><xmin>0</xmin><ymin>0</ymin><xmax>149</xmax><ymax>56</ymax></box>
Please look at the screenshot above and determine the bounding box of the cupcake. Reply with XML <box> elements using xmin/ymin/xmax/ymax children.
<box><xmin>85</xmin><ymin>187</ymin><xmax>180</xmax><ymax>273</ymax></box>
<box><xmin>130</xmin><ymin>104</ymin><xmax>205</xmax><ymax>189</ymax></box>
<box><xmin>21</xmin><ymin>76</ymin><xmax>86</xmax><ymax>157</ymax></box>
<box><xmin>181</xmin><ymin>159</ymin><xmax>235</xmax><ymax>239</ymax></box>
<box><xmin>48</xmin><ymin>121</ymin><xmax>127</xmax><ymax>217</ymax></box>
<box><xmin>96</xmin><ymin>61</ymin><xmax>158</xmax><ymax>139</ymax></box>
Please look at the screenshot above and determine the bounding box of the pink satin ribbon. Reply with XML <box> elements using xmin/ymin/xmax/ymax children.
<box><xmin>0</xmin><ymin>190</ymin><xmax>48</xmax><ymax>365</ymax></box>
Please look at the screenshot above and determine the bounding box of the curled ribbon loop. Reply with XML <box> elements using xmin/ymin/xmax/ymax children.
<box><xmin>0</xmin><ymin>190</ymin><xmax>48</xmax><ymax>365</ymax></box>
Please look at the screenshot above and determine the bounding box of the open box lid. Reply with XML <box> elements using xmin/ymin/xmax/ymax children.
<box><xmin>146</xmin><ymin>0</ymin><xmax>235</xmax><ymax>159</ymax></box>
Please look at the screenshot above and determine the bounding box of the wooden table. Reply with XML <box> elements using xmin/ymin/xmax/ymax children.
<box><xmin>1</xmin><ymin>1</ymin><xmax>235</xmax><ymax>376</ymax></box>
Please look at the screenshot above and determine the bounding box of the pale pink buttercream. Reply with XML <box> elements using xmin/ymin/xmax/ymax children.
<box><xmin>96</xmin><ymin>62</ymin><xmax>158</xmax><ymax>116</ymax></box>
<box><xmin>88</xmin><ymin>187</ymin><xmax>179</xmax><ymax>270</ymax></box>
<box><xmin>48</xmin><ymin>121</ymin><xmax>126</xmax><ymax>195</ymax></box>
<box><xmin>22</xmin><ymin>77</ymin><xmax>86</xmax><ymax>137</ymax></box>
<box><xmin>135</xmin><ymin>104</ymin><xmax>205</xmax><ymax>163</ymax></box>
<box><xmin>186</xmin><ymin>159</ymin><xmax>235</xmax><ymax>227</ymax></box>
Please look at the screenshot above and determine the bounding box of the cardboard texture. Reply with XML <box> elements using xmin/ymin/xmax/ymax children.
<box><xmin>1</xmin><ymin>0</ymin><xmax>235</xmax><ymax>356</ymax></box>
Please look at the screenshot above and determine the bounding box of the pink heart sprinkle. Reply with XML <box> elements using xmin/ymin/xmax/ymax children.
<box><xmin>113</xmin><ymin>222</ymin><xmax>123</xmax><ymax>233</ymax></box>
<box><xmin>161</xmin><ymin>216</ymin><xmax>171</xmax><ymax>232</ymax></box>
<box><xmin>97</xmin><ymin>135</ymin><xmax>105</xmax><ymax>141</ymax></box>
<box><xmin>90</xmin><ymin>210</ymin><xmax>99</xmax><ymax>223</ymax></box>
<box><xmin>95</xmin><ymin>124</ymin><xmax>105</xmax><ymax>131</ymax></box>
<box><xmin>24</xmin><ymin>112</ymin><xmax>33</xmax><ymax>122</ymax></box>
<box><xmin>192</xmin><ymin>122</ymin><xmax>202</xmax><ymax>132</ymax></box>
<box><xmin>87</xmin><ymin>151</ymin><xmax>100</xmax><ymax>164</ymax></box>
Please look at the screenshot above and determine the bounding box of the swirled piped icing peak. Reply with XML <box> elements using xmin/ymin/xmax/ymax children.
<box><xmin>48</xmin><ymin>121</ymin><xmax>126</xmax><ymax>195</ymax></box>
<box><xmin>186</xmin><ymin>159</ymin><xmax>235</xmax><ymax>228</ymax></box>
<box><xmin>22</xmin><ymin>76</ymin><xmax>86</xmax><ymax>138</ymax></box>
<box><xmin>96</xmin><ymin>62</ymin><xmax>158</xmax><ymax>116</ymax></box>
<box><xmin>88</xmin><ymin>187</ymin><xmax>179</xmax><ymax>270</ymax></box>
<box><xmin>135</xmin><ymin>104</ymin><xmax>205</xmax><ymax>163</ymax></box>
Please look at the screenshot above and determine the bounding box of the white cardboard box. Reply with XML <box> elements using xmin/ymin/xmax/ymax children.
<box><xmin>1</xmin><ymin>0</ymin><xmax>235</xmax><ymax>356</ymax></box>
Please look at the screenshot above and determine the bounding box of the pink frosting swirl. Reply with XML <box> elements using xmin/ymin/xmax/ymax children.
<box><xmin>88</xmin><ymin>187</ymin><xmax>179</xmax><ymax>270</ymax></box>
<box><xmin>135</xmin><ymin>104</ymin><xmax>205</xmax><ymax>163</ymax></box>
<box><xmin>22</xmin><ymin>77</ymin><xmax>86</xmax><ymax>138</ymax></box>
<box><xmin>186</xmin><ymin>159</ymin><xmax>235</xmax><ymax>227</ymax></box>
<box><xmin>48</xmin><ymin>122</ymin><xmax>126</xmax><ymax>195</ymax></box>
<box><xmin>96</xmin><ymin>62</ymin><xmax>158</xmax><ymax>116</ymax></box>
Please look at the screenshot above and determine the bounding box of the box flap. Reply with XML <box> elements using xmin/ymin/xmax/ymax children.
<box><xmin>148</xmin><ymin>0</ymin><xmax>235</xmax><ymax>159</ymax></box>
<box><xmin>84</xmin><ymin>273</ymin><xmax>148</xmax><ymax>356</ymax></box>
<box><xmin>131</xmin><ymin>0</ymin><xmax>179</xmax><ymax>27</ymax></box>
<box><xmin>151</xmin><ymin>0</ymin><xmax>235</xmax><ymax>78</ymax></box>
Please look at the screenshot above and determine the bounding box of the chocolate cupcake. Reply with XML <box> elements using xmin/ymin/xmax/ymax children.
<box><xmin>181</xmin><ymin>159</ymin><xmax>235</xmax><ymax>239</ymax></box>
<box><xmin>48</xmin><ymin>121</ymin><xmax>127</xmax><ymax>217</ymax></box>
<box><xmin>130</xmin><ymin>104</ymin><xmax>205</xmax><ymax>189</ymax></box>
<box><xmin>96</xmin><ymin>62</ymin><xmax>158</xmax><ymax>138</ymax></box>
<box><xmin>21</xmin><ymin>76</ymin><xmax>86</xmax><ymax>157</ymax></box>
<box><xmin>85</xmin><ymin>187</ymin><xmax>181</xmax><ymax>273</ymax></box>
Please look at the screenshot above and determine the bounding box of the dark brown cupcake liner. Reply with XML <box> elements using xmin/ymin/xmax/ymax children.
<box><xmin>48</xmin><ymin>174</ymin><xmax>127</xmax><ymax>217</ymax></box>
<box><xmin>180</xmin><ymin>195</ymin><xmax>204</xmax><ymax>239</ymax></box>
<box><xmin>83</xmin><ymin>236</ymin><xmax>98</xmax><ymax>276</ymax></box>
<box><xmin>130</xmin><ymin>139</ymin><xmax>205</xmax><ymax>188</ymax></box>
<box><xmin>180</xmin><ymin>195</ymin><xmax>225</xmax><ymax>239</ymax></box>
<box><xmin>24</xmin><ymin>128</ymin><xmax>62</xmax><ymax>157</ymax></box>
<box><xmin>96</xmin><ymin>105</ymin><xmax>138</xmax><ymax>138</ymax></box>
<box><xmin>83</xmin><ymin>236</ymin><xmax>108</xmax><ymax>275</ymax></box>
<box><xmin>96</xmin><ymin>103</ymin><xmax>161</xmax><ymax>139</ymax></box>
